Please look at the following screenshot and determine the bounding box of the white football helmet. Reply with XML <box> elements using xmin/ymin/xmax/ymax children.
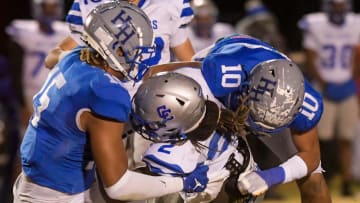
<box><xmin>247</xmin><ymin>59</ymin><xmax>305</xmax><ymax>133</ymax></box>
<box><xmin>131</xmin><ymin>72</ymin><xmax>206</xmax><ymax>143</ymax></box>
<box><xmin>82</xmin><ymin>0</ymin><xmax>155</xmax><ymax>81</ymax></box>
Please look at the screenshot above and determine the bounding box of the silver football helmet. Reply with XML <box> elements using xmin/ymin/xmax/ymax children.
<box><xmin>131</xmin><ymin>72</ymin><xmax>206</xmax><ymax>143</ymax></box>
<box><xmin>247</xmin><ymin>59</ymin><xmax>305</xmax><ymax>133</ymax></box>
<box><xmin>82</xmin><ymin>0</ymin><xmax>155</xmax><ymax>81</ymax></box>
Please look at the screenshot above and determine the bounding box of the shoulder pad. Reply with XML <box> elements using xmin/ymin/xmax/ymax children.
<box><xmin>89</xmin><ymin>73</ymin><xmax>131</xmax><ymax>122</ymax></box>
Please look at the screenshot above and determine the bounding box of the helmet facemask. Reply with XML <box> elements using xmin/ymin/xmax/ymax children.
<box><xmin>82</xmin><ymin>0</ymin><xmax>155</xmax><ymax>82</ymax></box>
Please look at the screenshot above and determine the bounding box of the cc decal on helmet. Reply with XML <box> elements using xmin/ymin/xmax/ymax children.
<box><xmin>131</xmin><ymin>72</ymin><xmax>206</xmax><ymax>143</ymax></box>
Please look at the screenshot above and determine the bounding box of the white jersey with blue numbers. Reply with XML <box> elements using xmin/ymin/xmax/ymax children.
<box><xmin>298</xmin><ymin>12</ymin><xmax>360</xmax><ymax>83</ymax></box>
<box><xmin>20</xmin><ymin>48</ymin><xmax>131</xmax><ymax>194</ymax></box>
<box><xmin>5</xmin><ymin>20</ymin><xmax>70</xmax><ymax>110</ymax></box>
<box><xmin>201</xmin><ymin>34</ymin><xmax>323</xmax><ymax>133</ymax></box>
<box><xmin>143</xmin><ymin>134</ymin><xmax>254</xmax><ymax>201</ymax></box>
<box><xmin>66</xmin><ymin>0</ymin><xmax>193</xmax><ymax>64</ymax></box>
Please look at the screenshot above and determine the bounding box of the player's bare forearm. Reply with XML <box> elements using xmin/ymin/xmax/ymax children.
<box><xmin>172</xmin><ymin>38</ymin><xmax>195</xmax><ymax>61</ymax></box>
<box><xmin>291</xmin><ymin>128</ymin><xmax>320</xmax><ymax>173</ymax></box>
<box><xmin>297</xmin><ymin>173</ymin><xmax>332</xmax><ymax>203</ymax></box>
<box><xmin>44</xmin><ymin>36</ymin><xmax>78</xmax><ymax>69</ymax></box>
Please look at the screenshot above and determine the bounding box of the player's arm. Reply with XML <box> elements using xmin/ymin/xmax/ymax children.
<box><xmin>44</xmin><ymin>36</ymin><xmax>78</xmax><ymax>69</ymax></box>
<box><xmin>291</xmin><ymin>127</ymin><xmax>320</xmax><ymax>173</ymax></box>
<box><xmin>171</xmin><ymin>38</ymin><xmax>195</xmax><ymax>61</ymax></box>
<box><xmin>304</xmin><ymin>48</ymin><xmax>325</xmax><ymax>87</ymax></box>
<box><xmin>82</xmin><ymin>111</ymin><xmax>191</xmax><ymax>201</ymax></box>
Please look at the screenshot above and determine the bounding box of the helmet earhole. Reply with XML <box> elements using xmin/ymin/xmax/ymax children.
<box><xmin>176</xmin><ymin>98</ymin><xmax>185</xmax><ymax>106</ymax></box>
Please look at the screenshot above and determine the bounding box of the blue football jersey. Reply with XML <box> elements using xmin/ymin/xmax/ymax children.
<box><xmin>201</xmin><ymin>34</ymin><xmax>323</xmax><ymax>133</ymax></box>
<box><xmin>20</xmin><ymin>48</ymin><xmax>131</xmax><ymax>194</ymax></box>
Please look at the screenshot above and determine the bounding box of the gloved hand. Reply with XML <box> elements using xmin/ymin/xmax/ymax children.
<box><xmin>237</xmin><ymin>167</ymin><xmax>285</xmax><ymax>196</ymax></box>
<box><xmin>182</xmin><ymin>163</ymin><xmax>209</xmax><ymax>193</ymax></box>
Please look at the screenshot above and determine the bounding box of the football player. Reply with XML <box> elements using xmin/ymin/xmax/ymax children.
<box><xmin>131</xmin><ymin>72</ymin><xmax>259</xmax><ymax>203</ymax></box>
<box><xmin>187</xmin><ymin>0</ymin><xmax>235</xmax><ymax>52</ymax></box>
<box><xmin>12</xmin><ymin>2</ymin><xmax>208</xmax><ymax>202</ymax></box>
<box><xmin>45</xmin><ymin>0</ymin><xmax>195</xmax><ymax>69</ymax></box>
<box><xmin>193</xmin><ymin>34</ymin><xmax>332</xmax><ymax>203</ymax></box>
<box><xmin>6</xmin><ymin>0</ymin><xmax>69</xmax><ymax>125</ymax></box>
<box><xmin>298</xmin><ymin>0</ymin><xmax>360</xmax><ymax>196</ymax></box>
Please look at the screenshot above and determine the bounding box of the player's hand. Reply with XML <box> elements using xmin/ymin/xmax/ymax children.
<box><xmin>182</xmin><ymin>163</ymin><xmax>209</xmax><ymax>193</ymax></box>
<box><xmin>237</xmin><ymin>167</ymin><xmax>285</xmax><ymax>196</ymax></box>
<box><xmin>237</xmin><ymin>171</ymin><xmax>268</xmax><ymax>196</ymax></box>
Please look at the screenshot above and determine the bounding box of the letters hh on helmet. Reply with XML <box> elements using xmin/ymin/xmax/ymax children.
<box><xmin>82</xmin><ymin>0</ymin><xmax>155</xmax><ymax>81</ymax></box>
<box><xmin>131</xmin><ymin>72</ymin><xmax>206</xmax><ymax>143</ymax></box>
<box><xmin>247</xmin><ymin>59</ymin><xmax>305</xmax><ymax>133</ymax></box>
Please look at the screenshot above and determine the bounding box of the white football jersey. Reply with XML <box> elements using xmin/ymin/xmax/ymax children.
<box><xmin>143</xmin><ymin>134</ymin><xmax>254</xmax><ymax>202</ymax></box>
<box><xmin>188</xmin><ymin>22</ymin><xmax>235</xmax><ymax>53</ymax></box>
<box><xmin>6</xmin><ymin>20</ymin><xmax>70</xmax><ymax>110</ymax></box>
<box><xmin>299</xmin><ymin>12</ymin><xmax>360</xmax><ymax>83</ymax></box>
<box><xmin>66</xmin><ymin>0</ymin><xmax>194</xmax><ymax>64</ymax></box>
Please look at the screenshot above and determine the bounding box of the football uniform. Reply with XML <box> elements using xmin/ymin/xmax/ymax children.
<box><xmin>298</xmin><ymin>12</ymin><xmax>360</xmax><ymax>140</ymax></box>
<box><xmin>143</xmin><ymin>133</ymin><xmax>254</xmax><ymax>202</ymax></box>
<box><xmin>18</xmin><ymin>48</ymin><xmax>131</xmax><ymax>195</ymax></box>
<box><xmin>201</xmin><ymin>34</ymin><xmax>323</xmax><ymax>133</ymax></box>
<box><xmin>299</xmin><ymin>12</ymin><xmax>360</xmax><ymax>84</ymax></box>
<box><xmin>66</xmin><ymin>0</ymin><xmax>193</xmax><ymax>65</ymax></box>
<box><xmin>6</xmin><ymin>20</ymin><xmax>70</xmax><ymax>112</ymax></box>
<box><xmin>188</xmin><ymin>22</ymin><xmax>235</xmax><ymax>53</ymax></box>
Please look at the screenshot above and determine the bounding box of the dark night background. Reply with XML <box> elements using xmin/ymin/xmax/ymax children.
<box><xmin>1</xmin><ymin>0</ymin><xmax>360</xmax><ymax>54</ymax></box>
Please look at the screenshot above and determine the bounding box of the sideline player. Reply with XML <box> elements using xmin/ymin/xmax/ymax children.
<box><xmin>6</xmin><ymin>0</ymin><xmax>69</xmax><ymax>126</ymax></box>
<box><xmin>298</xmin><ymin>0</ymin><xmax>360</xmax><ymax>196</ymax></box>
<box><xmin>12</xmin><ymin>2</ymin><xmax>208</xmax><ymax>202</ymax></box>
<box><xmin>194</xmin><ymin>34</ymin><xmax>332</xmax><ymax>203</ymax></box>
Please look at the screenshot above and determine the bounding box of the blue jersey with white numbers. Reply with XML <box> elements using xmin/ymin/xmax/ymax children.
<box><xmin>20</xmin><ymin>48</ymin><xmax>131</xmax><ymax>194</ymax></box>
<box><xmin>201</xmin><ymin>34</ymin><xmax>323</xmax><ymax>133</ymax></box>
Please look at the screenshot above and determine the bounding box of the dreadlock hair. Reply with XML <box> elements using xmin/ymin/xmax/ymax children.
<box><xmin>80</xmin><ymin>48</ymin><xmax>109</xmax><ymax>68</ymax></box>
<box><xmin>185</xmin><ymin>100</ymin><xmax>220</xmax><ymax>151</ymax></box>
<box><xmin>217</xmin><ymin>95</ymin><xmax>251</xmax><ymax>137</ymax></box>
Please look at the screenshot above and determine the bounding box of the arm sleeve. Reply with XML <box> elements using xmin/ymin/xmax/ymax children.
<box><xmin>105</xmin><ymin>170</ymin><xmax>183</xmax><ymax>200</ymax></box>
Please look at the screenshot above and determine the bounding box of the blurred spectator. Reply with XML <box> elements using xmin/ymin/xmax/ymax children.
<box><xmin>235</xmin><ymin>0</ymin><xmax>287</xmax><ymax>52</ymax></box>
<box><xmin>5</xmin><ymin>0</ymin><xmax>69</xmax><ymax>127</ymax></box>
<box><xmin>298</xmin><ymin>0</ymin><xmax>360</xmax><ymax>196</ymax></box>
<box><xmin>0</xmin><ymin>55</ymin><xmax>21</xmax><ymax>203</ymax></box>
<box><xmin>188</xmin><ymin>0</ymin><xmax>235</xmax><ymax>53</ymax></box>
